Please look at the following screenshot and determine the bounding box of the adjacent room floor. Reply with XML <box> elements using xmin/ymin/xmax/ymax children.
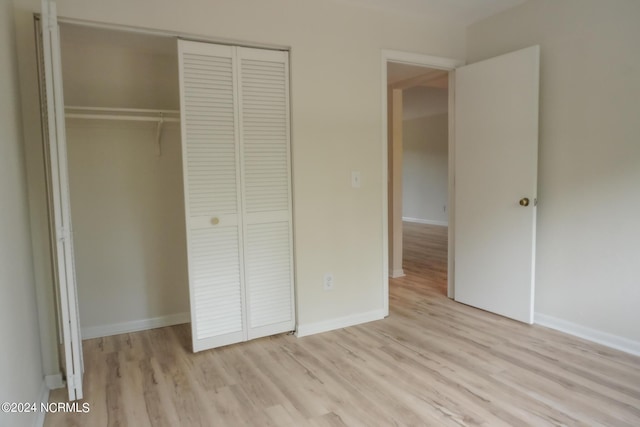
<box><xmin>45</xmin><ymin>223</ymin><xmax>640</xmax><ymax>426</ymax></box>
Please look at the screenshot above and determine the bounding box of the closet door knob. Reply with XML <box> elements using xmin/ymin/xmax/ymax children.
<box><xmin>211</xmin><ymin>217</ymin><xmax>220</xmax><ymax>225</ymax></box>
<box><xmin>519</xmin><ymin>198</ymin><xmax>530</xmax><ymax>207</ymax></box>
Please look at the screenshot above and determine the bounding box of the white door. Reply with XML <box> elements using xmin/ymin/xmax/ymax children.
<box><xmin>179</xmin><ymin>41</ymin><xmax>295</xmax><ymax>352</ymax></box>
<box><xmin>454</xmin><ymin>46</ymin><xmax>540</xmax><ymax>324</ymax></box>
<box><xmin>178</xmin><ymin>41</ymin><xmax>247</xmax><ymax>352</ymax></box>
<box><xmin>237</xmin><ymin>47</ymin><xmax>295</xmax><ymax>340</ymax></box>
<box><xmin>40</xmin><ymin>0</ymin><xmax>84</xmax><ymax>400</ymax></box>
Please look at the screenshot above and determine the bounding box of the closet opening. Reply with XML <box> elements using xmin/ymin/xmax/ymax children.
<box><xmin>56</xmin><ymin>23</ymin><xmax>190</xmax><ymax>344</ymax></box>
<box><xmin>38</xmin><ymin>11</ymin><xmax>296</xmax><ymax>399</ymax></box>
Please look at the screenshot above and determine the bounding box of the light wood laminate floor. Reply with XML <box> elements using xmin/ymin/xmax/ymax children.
<box><xmin>46</xmin><ymin>223</ymin><xmax>640</xmax><ymax>426</ymax></box>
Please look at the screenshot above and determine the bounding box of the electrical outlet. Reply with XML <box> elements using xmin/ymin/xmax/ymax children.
<box><xmin>323</xmin><ymin>273</ymin><xmax>334</xmax><ymax>291</ymax></box>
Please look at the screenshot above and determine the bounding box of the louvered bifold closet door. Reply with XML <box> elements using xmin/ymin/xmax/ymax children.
<box><xmin>178</xmin><ymin>41</ymin><xmax>246</xmax><ymax>352</ymax></box>
<box><xmin>238</xmin><ymin>47</ymin><xmax>295</xmax><ymax>339</ymax></box>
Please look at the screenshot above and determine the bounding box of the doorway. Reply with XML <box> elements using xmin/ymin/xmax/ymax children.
<box><xmin>381</xmin><ymin>51</ymin><xmax>464</xmax><ymax>316</ymax></box>
<box><xmin>388</xmin><ymin>63</ymin><xmax>450</xmax><ymax>296</ymax></box>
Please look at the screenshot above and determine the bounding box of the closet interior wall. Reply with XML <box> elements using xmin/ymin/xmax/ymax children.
<box><xmin>59</xmin><ymin>24</ymin><xmax>189</xmax><ymax>338</ymax></box>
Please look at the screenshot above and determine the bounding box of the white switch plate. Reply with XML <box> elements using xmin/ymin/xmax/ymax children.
<box><xmin>323</xmin><ymin>273</ymin><xmax>334</xmax><ymax>291</ymax></box>
<box><xmin>351</xmin><ymin>171</ymin><xmax>361</xmax><ymax>188</ymax></box>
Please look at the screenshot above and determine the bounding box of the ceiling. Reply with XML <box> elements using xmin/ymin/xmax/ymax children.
<box><xmin>339</xmin><ymin>0</ymin><xmax>526</xmax><ymax>25</ymax></box>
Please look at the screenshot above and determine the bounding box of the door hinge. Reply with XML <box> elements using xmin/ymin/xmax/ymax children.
<box><xmin>66</xmin><ymin>372</ymin><xmax>82</xmax><ymax>390</ymax></box>
<box><xmin>56</xmin><ymin>226</ymin><xmax>71</xmax><ymax>242</ymax></box>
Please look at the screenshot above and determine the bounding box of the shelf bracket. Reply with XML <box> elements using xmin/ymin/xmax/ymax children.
<box><xmin>155</xmin><ymin>113</ymin><xmax>164</xmax><ymax>156</ymax></box>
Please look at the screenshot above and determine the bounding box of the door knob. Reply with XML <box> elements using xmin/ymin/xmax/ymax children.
<box><xmin>211</xmin><ymin>217</ymin><xmax>220</xmax><ymax>225</ymax></box>
<box><xmin>519</xmin><ymin>198</ymin><xmax>530</xmax><ymax>207</ymax></box>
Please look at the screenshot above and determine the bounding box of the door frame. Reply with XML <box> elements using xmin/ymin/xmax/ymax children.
<box><xmin>381</xmin><ymin>50</ymin><xmax>464</xmax><ymax>316</ymax></box>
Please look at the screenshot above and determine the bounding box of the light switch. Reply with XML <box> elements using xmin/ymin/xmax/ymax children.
<box><xmin>351</xmin><ymin>171</ymin><xmax>361</xmax><ymax>188</ymax></box>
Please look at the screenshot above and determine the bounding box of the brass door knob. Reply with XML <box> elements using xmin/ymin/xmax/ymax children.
<box><xmin>519</xmin><ymin>198</ymin><xmax>530</xmax><ymax>207</ymax></box>
<box><xmin>211</xmin><ymin>217</ymin><xmax>220</xmax><ymax>225</ymax></box>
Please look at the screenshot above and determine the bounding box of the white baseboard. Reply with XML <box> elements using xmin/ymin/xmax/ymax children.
<box><xmin>34</xmin><ymin>380</ymin><xmax>50</xmax><ymax>427</ymax></box>
<box><xmin>45</xmin><ymin>373</ymin><xmax>64</xmax><ymax>389</ymax></box>
<box><xmin>535</xmin><ymin>312</ymin><xmax>640</xmax><ymax>357</ymax></box>
<box><xmin>403</xmin><ymin>216</ymin><xmax>448</xmax><ymax>227</ymax></box>
<box><xmin>296</xmin><ymin>309</ymin><xmax>385</xmax><ymax>338</ymax></box>
<box><xmin>81</xmin><ymin>312</ymin><xmax>190</xmax><ymax>340</ymax></box>
<box><xmin>389</xmin><ymin>269</ymin><xmax>405</xmax><ymax>278</ymax></box>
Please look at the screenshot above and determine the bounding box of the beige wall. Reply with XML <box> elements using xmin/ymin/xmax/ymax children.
<box><xmin>12</xmin><ymin>0</ymin><xmax>466</xmax><ymax>372</ymax></box>
<box><xmin>468</xmin><ymin>0</ymin><xmax>640</xmax><ymax>342</ymax></box>
<box><xmin>0</xmin><ymin>2</ymin><xmax>45</xmax><ymax>426</ymax></box>
<box><xmin>403</xmin><ymin>86</ymin><xmax>448</xmax><ymax>121</ymax></box>
<box><xmin>60</xmin><ymin>25</ymin><xmax>180</xmax><ymax>110</ymax></box>
<box><xmin>402</xmin><ymin>113</ymin><xmax>448</xmax><ymax>225</ymax></box>
<box><xmin>67</xmin><ymin>123</ymin><xmax>189</xmax><ymax>334</ymax></box>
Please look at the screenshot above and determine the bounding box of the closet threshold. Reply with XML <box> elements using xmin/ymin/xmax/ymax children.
<box><xmin>65</xmin><ymin>106</ymin><xmax>180</xmax><ymax>122</ymax></box>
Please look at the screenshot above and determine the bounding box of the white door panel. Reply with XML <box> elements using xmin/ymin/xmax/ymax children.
<box><xmin>454</xmin><ymin>46</ymin><xmax>539</xmax><ymax>324</ymax></box>
<box><xmin>40</xmin><ymin>0</ymin><xmax>84</xmax><ymax>400</ymax></box>
<box><xmin>178</xmin><ymin>40</ymin><xmax>246</xmax><ymax>352</ymax></box>
<box><xmin>237</xmin><ymin>47</ymin><xmax>295</xmax><ymax>340</ymax></box>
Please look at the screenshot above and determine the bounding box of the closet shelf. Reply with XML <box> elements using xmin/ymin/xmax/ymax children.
<box><xmin>65</xmin><ymin>106</ymin><xmax>180</xmax><ymax>122</ymax></box>
<box><xmin>65</xmin><ymin>106</ymin><xmax>180</xmax><ymax>156</ymax></box>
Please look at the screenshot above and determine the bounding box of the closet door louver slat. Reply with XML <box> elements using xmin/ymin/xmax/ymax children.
<box><xmin>178</xmin><ymin>41</ymin><xmax>246</xmax><ymax>351</ymax></box>
<box><xmin>238</xmin><ymin>48</ymin><xmax>295</xmax><ymax>339</ymax></box>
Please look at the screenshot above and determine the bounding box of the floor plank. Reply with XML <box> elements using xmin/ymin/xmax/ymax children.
<box><xmin>45</xmin><ymin>222</ymin><xmax>640</xmax><ymax>426</ymax></box>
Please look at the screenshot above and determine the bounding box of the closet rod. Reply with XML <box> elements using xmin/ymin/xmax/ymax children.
<box><xmin>66</xmin><ymin>106</ymin><xmax>180</xmax><ymax>114</ymax></box>
<box><xmin>65</xmin><ymin>114</ymin><xmax>180</xmax><ymax>122</ymax></box>
<box><xmin>64</xmin><ymin>106</ymin><xmax>180</xmax><ymax>123</ymax></box>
